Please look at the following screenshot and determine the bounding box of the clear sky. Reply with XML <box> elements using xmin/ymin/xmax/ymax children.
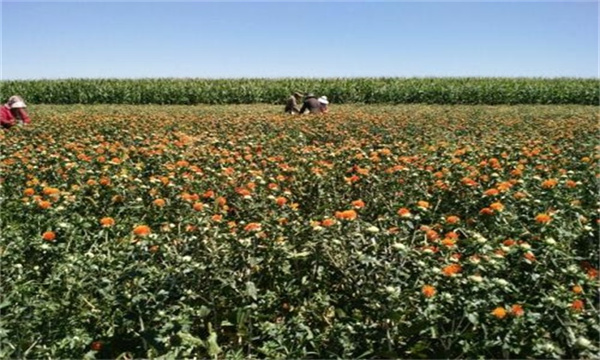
<box><xmin>1</xmin><ymin>1</ymin><xmax>598</xmax><ymax>79</ymax></box>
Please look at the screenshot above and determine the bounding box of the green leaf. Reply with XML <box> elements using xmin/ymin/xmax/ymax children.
<box><xmin>246</xmin><ymin>281</ymin><xmax>258</xmax><ymax>300</ymax></box>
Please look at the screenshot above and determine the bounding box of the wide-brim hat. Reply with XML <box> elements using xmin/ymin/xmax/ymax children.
<box><xmin>8</xmin><ymin>96</ymin><xmax>26</xmax><ymax>108</ymax></box>
<box><xmin>306</xmin><ymin>93</ymin><xmax>315</xmax><ymax>98</ymax></box>
<box><xmin>318</xmin><ymin>96</ymin><xmax>329</xmax><ymax>105</ymax></box>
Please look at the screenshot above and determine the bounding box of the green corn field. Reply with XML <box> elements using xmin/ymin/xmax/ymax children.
<box><xmin>2</xmin><ymin>77</ymin><xmax>598</xmax><ymax>105</ymax></box>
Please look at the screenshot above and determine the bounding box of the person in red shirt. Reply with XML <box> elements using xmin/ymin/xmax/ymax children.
<box><xmin>1</xmin><ymin>95</ymin><xmax>31</xmax><ymax>129</ymax></box>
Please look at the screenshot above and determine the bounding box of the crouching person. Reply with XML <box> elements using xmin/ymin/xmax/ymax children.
<box><xmin>1</xmin><ymin>96</ymin><xmax>31</xmax><ymax>129</ymax></box>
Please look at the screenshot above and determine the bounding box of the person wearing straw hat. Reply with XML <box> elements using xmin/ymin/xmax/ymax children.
<box><xmin>284</xmin><ymin>92</ymin><xmax>303</xmax><ymax>114</ymax></box>
<box><xmin>1</xmin><ymin>95</ymin><xmax>31</xmax><ymax>129</ymax></box>
<box><xmin>318</xmin><ymin>96</ymin><xmax>329</xmax><ymax>114</ymax></box>
<box><xmin>298</xmin><ymin>93</ymin><xmax>322</xmax><ymax>114</ymax></box>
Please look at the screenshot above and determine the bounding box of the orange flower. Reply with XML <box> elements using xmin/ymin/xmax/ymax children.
<box><xmin>397</xmin><ymin>207</ymin><xmax>412</xmax><ymax>218</ymax></box>
<box><xmin>42</xmin><ymin>231</ymin><xmax>56</xmax><ymax>241</ymax></box>
<box><xmin>524</xmin><ymin>251</ymin><xmax>536</xmax><ymax>262</ymax></box>
<box><xmin>99</xmin><ymin>177</ymin><xmax>111</xmax><ymax>186</ymax></box>
<box><xmin>541</xmin><ymin>178</ymin><xmax>558</xmax><ymax>189</ymax></box>
<box><xmin>490</xmin><ymin>202</ymin><xmax>504</xmax><ymax>212</ymax></box>
<box><xmin>153</xmin><ymin>198</ymin><xmax>166</xmax><ymax>207</ymax></box>
<box><xmin>23</xmin><ymin>188</ymin><xmax>35</xmax><ymax>196</ymax></box>
<box><xmin>321</xmin><ymin>218</ymin><xmax>336</xmax><ymax>227</ymax></box>
<box><xmin>441</xmin><ymin>238</ymin><xmax>456</xmax><ymax>247</ymax></box>
<box><xmin>38</xmin><ymin>200</ymin><xmax>52</xmax><ymax>209</ymax></box>
<box><xmin>572</xmin><ymin>285</ymin><xmax>583</xmax><ymax>294</ymax></box>
<box><xmin>422</xmin><ymin>285</ymin><xmax>436</xmax><ymax>298</ymax></box>
<box><xmin>513</xmin><ymin>191</ymin><xmax>527</xmax><ymax>200</ymax></box>
<box><xmin>484</xmin><ymin>188</ymin><xmax>499</xmax><ymax>196</ymax></box>
<box><xmin>42</xmin><ymin>187</ymin><xmax>60</xmax><ymax>196</ymax></box>
<box><xmin>442</xmin><ymin>263</ymin><xmax>462</xmax><ymax>276</ymax></box>
<box><xmin>492</xmin><ymin>307</ymin><xmax>507</xmax><ymax>319</ymax></box>
<box><xmin>176</xmin><ymin>160</ymin><xmax>189</xmax><ymax>167</ymax></box>
<box><xmin>203</xmin><ymin>190</ymin><xmax>215</xmax><ymax>198</ymax></box>
<box><xmin>479</xmin><ymin>207</ymin><xmax>494</xmax><ymax>216</ymax></box>
<box><xmin>426</xmin><ymin>229</ymin><xmax>439</xmax><ymax>241</ymax></box>
<box><xmin>100</xmin><ymin>217</ymin><xmax>115</xmax><ymax>227</ymax></box>
<box><xmin>211</xmin><ymin>214</ymin><xmax>223</xmax><ymax>222</ymax></box>
<box><xmin>503</xmin><ymin>239</ymin><xmax>516</xmax><ymax>246</ymax></box>
<box><xmin>510</xmin><ymin>304</ymin><xmax>524</xmax><ymax>317</ymax></box>
<box><xmin>275</xmin><ymin>197</ymin><xmax>288</xmax><ymax>206</ymax></box>
<box><xmin>571</xmin><ymin>299</ymin><xmax>584</xmax><ymax>312</ymax></box>
<box><xmin>445</xmin><ymin>231</ymin><xmax>459</xmax><ymax>239</ymax></box>
<box><xmin>565</xmin><ymin>180</ymin><xmax>577</xmax><ymax>188</ymax></box>
<box><xmin>244</xmin><ymin>222</ymin><xmax>262</xmax><ymax>232</ymax></box>
<box><xmin>193</xmin><ymin>202</ymin><xmax>204</xmax><ymax>211</ymax></box>
<box><xmin>133</xmin><ymin>225</ymin><xmax>151</xmax><ymax>237</ymax></box>
<box><xmin>335</xmin><ymin>210</ymin><xmax>357</xmax><ymax>221</ymax></box>
<box><xmin>445</xmin><ymin>215</ymin><xmax>460</xmax><ymax>224</ymax></box>
<box><xmin>216</xmin><ymin>196</ymin><xmax>227</xmax><ymax>207</ymax></box>
<box><xmin>417</xmin><ymin>200</ymin><xmax>430</xmax><ymax>209</ymax></box>
<box><xmin>535</xmin><ymin>213</ymin><xmax>552</xmax><ymax>224</ymax></box>
<box><xmin>352</xmin><ymin>199</ymin><xmax>366</xmax><ymax>209</ymax></box>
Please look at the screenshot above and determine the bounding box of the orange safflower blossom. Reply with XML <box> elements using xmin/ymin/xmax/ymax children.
<box><xmin>100</xmin><ymin>217</ymin><xmax>115</xmax><ymax>227</ymax></box>
<box><xmin>441</xmin><ymin>238</ymin><xmax>456</xmax><ymax>247</ymax></box>
<box><xmin>492</xmin><ymin>307</ymin><xmax>507</xmax><ymax>319</ymax></box>
<box><xmin>38</xmin><ymin>200</ymin><xmax>52</xmax><ymax>209</ymax></box>
<box><xmin>244</xmin><ymin>222</ymin><xmax>262</xmax><ymax>232</ymax></box>
<box><xmin>442</xmin><ymin>263</ymin><xmax>462</xmax><ymax>276</ymax></box>
<box><xmin>524</xmin><ymin>252</ymin><xmax>536</xmax><ymax>262</ymax></box>
<box><xmin>321</xmin><ymin>218</ymin><xmax>336</xmax><ymax>227</ymax></box>
<box><xmin>445</xmin><ymin>215</ymin><xmax>460</xmax><ymax>224</ymax></box>
<box><xmin>422</xmin><ymin>285</ymin><xmax>436</xmax><ymax>298</ymax></box>
<box><xmin>535</xmin><ymin>213</ymin><xmax>552</xmax><ymax>224</ymax></box>
<box><xmin>490</xmin><ymin>202</ymin><xmax>504</xmax><ymax>212</ymax></box>
<box><xmin>572</xmin><ymin>285</ymin><xmax>583</xmax><ymax>294</ymax></box>
<box><xmin>571</xmin><ymin>299</ymin><xmax>584</xmax><ymax>312</ymax></box>
<box><xmin>275</xmin><ymin>197</ymin><xmax>288</xmax><ymax>206</ymax></box>
<box><xmin>541</xmin><ymin>178</ymin><xmax>558</xmax><ymax>189</ymax></box>
<box><xmin>42</xmin><ymin>187</ymin><xmax>60</xmax><ymax>196</ymax></box>
<box><xmin>193</xmin><ymin>202</ymin><xmax>204</xmax><ymax>211</ymax></box>
<box><xmin>153</xmin><ymin>198</ymin><xmax>166</xmax><ymax>207</ymax></box>
<box><xmin>479</xmin><ymin>207</ymin><xmax>494</xmax><ymax>216</ymax></box>
<box><xmin>42</xmin><ymin>231</ymin><xmax>56</xmax><ymax>241</ymax></box>
<box><xmin>397</xmin><ymin>207</ymin><xmax>412</xmax><ymax>218</ymax></box>
<box><xmin>510</xmin><ymin>304</ymin><xmax>525</xmax><ymax>317</ymax></box>
<box><xmin>484</xmin><ymin>188</ymin><xmax>499</xmax><ymax>196</ymax></box>
<box><xmin>417</xmin><ymin>200</ymin><xmax>430</xmax><ymax>209</ymax></box>
<box><xmin>335</xmin><ymin>210</ymin><xmax>358</xmax><ymax>221</ymax></box>
<box><xmin>133</xmin><ymin>225</ymin><xmax>152</xmax><ymax>237</ymax></box>
<box><xmin>351</xmin><ymin>199</ymin><xmax>365</xmax><ymax>209</ymax></box>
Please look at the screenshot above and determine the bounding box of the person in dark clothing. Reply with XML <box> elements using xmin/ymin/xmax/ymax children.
<box><xmin>318</xmin><ymin>96</ymin><xmax>329</xmax><ymax>114</ymax></box>
<box><xmin>284</xmin><ymin>92</ymin><xmax>303</xmax><ymax>114</ymax></box>
<box><xmin>298</xmin><ymin>93</ymin><xmax>322</xmax><ymax>114</ymax></box>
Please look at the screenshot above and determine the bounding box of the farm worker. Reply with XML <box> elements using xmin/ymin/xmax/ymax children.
<box><xmin>298</xmin><ymin>93</ymin><xmax>322</xmax><ymax>114</ymax></box>
<box><xmin>284</xmin><ymin>92</ymin><xmax>303</xmax><ymax>114</ymax></box>
<box><xmin>318</xmin><ymin>96</ymin><xmax>329</xmax><ymax>113</ymax></box>
<box><xmin>1</xmin><ymin>95</ymin><xmax>31</xmax><ymax>129</ymax></box>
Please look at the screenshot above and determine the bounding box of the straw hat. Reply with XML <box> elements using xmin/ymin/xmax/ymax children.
<box><xmin>8</xmin><ymin>95</ymin><xmax>26</xmax><ymax>108</ymax></box>
<box><xmin>318</xmin><ymin>96</ymin><xmax>329</xmax><ymax>105</ymax></box>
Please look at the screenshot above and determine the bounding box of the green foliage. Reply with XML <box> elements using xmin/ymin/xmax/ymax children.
<box><xmin>1</xmin><ymin>77</ymin><xmax>598</xmax><ymax>105</ymax></box>
<box><xmin>0</xmin><ymin>104</ymin><xmax>598</xmax><ymax>359</ymax></box>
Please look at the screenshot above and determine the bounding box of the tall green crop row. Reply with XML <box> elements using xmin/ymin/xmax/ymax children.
<box><xmin>1</xmin><ymin>77</ymin><xmax>598</xmax><ymax>105</ymax></box>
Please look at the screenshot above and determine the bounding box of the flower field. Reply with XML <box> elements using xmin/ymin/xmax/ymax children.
<box><xmin>1</xmin><ymin>104</ymin><xmax>598</xmax><ymax>359</ymax></box>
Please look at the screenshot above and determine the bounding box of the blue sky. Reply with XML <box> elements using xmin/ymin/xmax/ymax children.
<box><xmin>1</xmin><ymin>1</ymin><xmax>598</xmax><ymax>79</ymax></box>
